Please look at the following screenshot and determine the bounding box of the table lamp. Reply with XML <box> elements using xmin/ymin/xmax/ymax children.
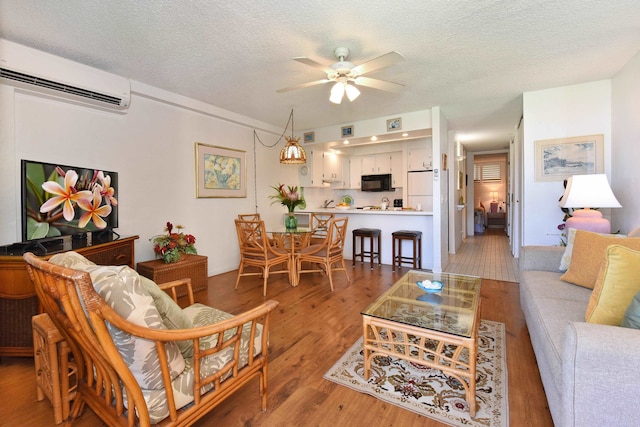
<box><xmin>558</xmin><ymin>174</ymin><xmax>621</xmax><ymax>233</ymax></box>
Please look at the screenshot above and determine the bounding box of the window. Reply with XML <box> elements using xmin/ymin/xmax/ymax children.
<box><xmin>474</xmin><ymin>163</ymin><xmax>502</xmax><ymax>182</ymax></box>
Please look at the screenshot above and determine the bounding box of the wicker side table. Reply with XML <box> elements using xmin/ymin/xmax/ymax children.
<box><xmin>137</xmin><ymin>254</ymin><xmax>208</xmax><ymax>296</ymax></box>
<box><xmin>32</xmin><ymin>313</ymin><xmax>78</xmax><ymax>424</ymax></box>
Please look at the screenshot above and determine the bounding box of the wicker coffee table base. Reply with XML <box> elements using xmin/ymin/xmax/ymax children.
<box><xmin>362</xmin><ymin>312</ymin><xmax>480</xmax><ymax>416</ymax></box>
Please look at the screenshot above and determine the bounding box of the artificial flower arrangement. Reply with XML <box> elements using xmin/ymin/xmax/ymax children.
<box><xmin>151</xmin><ymin>221</ymin><xmax>197</xmax><ymax>263</ymax></box>
<box><xmin>269</xmin><ymin>184</ymin><xmax>306</xmax><ymax>212</ymax></box>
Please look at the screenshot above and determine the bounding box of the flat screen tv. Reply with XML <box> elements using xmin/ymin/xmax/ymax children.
<box><xmin>21</xmin><ymin>159</ymin><xmax>119</xmax><ymax>242</ymax></box>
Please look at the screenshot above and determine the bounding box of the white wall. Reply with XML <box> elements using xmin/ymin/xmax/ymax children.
<box><xmin>522</xmin><ymin>80</ymin><xmax>612</xmax><ymax>246</ymax></box>
<box><xmin>432</xmin><ymin>107</ymin><xmax>449</xmax><ymax>271</ymax></box>
<box><xmin>0</xmin><ymin>80</ymin><xmax>292</xmax><ymax>275</ymax></box>
<box><xmin>611</xmin><ymin>50</ymin><xmax>640</xmax><ymax>234</ymax></box>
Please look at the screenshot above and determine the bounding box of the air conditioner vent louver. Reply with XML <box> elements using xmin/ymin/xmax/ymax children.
<box><xmin>0</xmin><ymin>39</ymin><xmax>131</xmax><ymax>112</ymax></box>
<box><xmin>1</xmin><ymin>67</ymin><xmax>123</xmax><ymax>106</ymax></box>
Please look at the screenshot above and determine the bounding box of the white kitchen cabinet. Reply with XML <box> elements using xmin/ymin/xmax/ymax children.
<box><xmin>298</xmin><ymin>149</ymin><xmax>325</xmax><ymax>187</ymax></box>
<box><xmin>348</xmin><ymin>156</ymin><xmax>362</xmax><ymax>189</ymax></box>
<box><xmin>323</xmin><ymin>151</ymin><xmax>343</xmax><ymax>183</ymax></box>
<box><xmin>362</xmin><ymin>153</ymin><xmax>392</xmax><ymax>174</ymax></box>
<box><xmin>390</xmin><ymin>151</ymin><xmax>403</xmax><ymax>187</ymax></box>
<box><xmin>407</xmin><ymin>148</ymin><xmax>433</xmax><ymax>171</ymax></box>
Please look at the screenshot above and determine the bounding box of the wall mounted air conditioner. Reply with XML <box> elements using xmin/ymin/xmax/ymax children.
<box><xmin>0</xmin><ymin>39</ymin><xmax>130</xmax><ymax>112</ymax></box>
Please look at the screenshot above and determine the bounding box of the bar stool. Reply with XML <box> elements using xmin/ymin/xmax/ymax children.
<box><xmin>352</xmin><ymin>228</ymin><xmax>381</xmax><ymax>269</ymax></box>
<box><xmin>32</xmin><ymin>313</ymin><xmax>78</xmax><ymax>425</ymax></box>
<box><xmin>392</xmin><ymin>230</ymin><xmax>422</xmax><ymax>271</ymax></box>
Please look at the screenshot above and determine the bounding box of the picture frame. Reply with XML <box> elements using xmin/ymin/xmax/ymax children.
<box><xmin>341</xmin><ymin>125</ymin><xmax>354</xmax><ymax>138</ymax></box>
<box><xmin>195</xmin><ymin>142</ymin><xmax>246</xmax><ymax>198</ymax></box>
<box><xmin>534</xmin><ymin>134</ymin><xmax>604</xmax><ymax>182</ymax></box>
<box><xmin>386</xmin><ymin>117</ymin><xmax>402</xmax><ymax>131</ymax></box>
<box><xmin>303</xmin><ymin>131</ymin><xmax>315</xmax><ymax>143</ymax></box>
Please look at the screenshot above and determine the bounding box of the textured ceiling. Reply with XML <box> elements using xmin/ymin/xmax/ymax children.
<box><xmin>1</xmin><ymin>0</ymin><xmax>640</xmax><ymax>151</ymax></box>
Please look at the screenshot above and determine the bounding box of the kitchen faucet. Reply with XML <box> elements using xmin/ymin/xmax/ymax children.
<box><xmin>322</xmin><ymin>199</ymin><xmax>334</xmax><ymax>208</ymax></box>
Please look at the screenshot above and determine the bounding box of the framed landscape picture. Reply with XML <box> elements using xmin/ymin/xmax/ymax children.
<box><xmin>341</xmin><ymin>125</ymin><xmax>354</xmax><ymax>138</ymax></box>
<box><xmin>303</xmin><ymin>131</ymin><xmax>315</xmax><ymax>143</ymax></box>
<box><xmin>386</xmin><ymin>117</ymin><xmax>402</xmax><ymax>131</ymax></box>
<box><xmin>534</xmin><ymin>134</ymin><xmax>604</xmax><ymax>182</ymax></box>
<box><xmin>195</xmin><ymin>142</ymin><xmax>246</xmax><ymax>198</ymax></box>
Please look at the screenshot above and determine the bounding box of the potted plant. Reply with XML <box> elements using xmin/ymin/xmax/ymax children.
<box><xmin>269</xmin><ymin>184</ymin><xmax>306</xmax><ymax>229</ymax></box>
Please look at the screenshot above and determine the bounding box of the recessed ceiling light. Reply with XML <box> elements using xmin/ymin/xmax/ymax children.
<box><xmin>343</xmin><ymin>140</ymin><xmax>349</xmax><ymax>144</ymax></box>
<box><xmin>402</xmin><ymin>133</ymin><xmax>409</xmax><ymax>137</ymax></box>
<box><xmin>371</xmin><ymin>136</ymin><xmax>378</xmax><ymax>141</ymax></box>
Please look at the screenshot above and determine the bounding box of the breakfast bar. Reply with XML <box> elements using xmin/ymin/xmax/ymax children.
<box><xmin>298</xmin><ymin>208</ymin><xmax>434</xmax><ymax>269</ymax></box>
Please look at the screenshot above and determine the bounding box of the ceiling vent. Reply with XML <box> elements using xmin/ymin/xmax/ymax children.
<box><xmin>0</xmin><ymin>39</ymin><xmax>130</xmax><ymax>112</ymax></box>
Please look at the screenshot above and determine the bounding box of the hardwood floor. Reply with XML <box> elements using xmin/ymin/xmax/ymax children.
<box><xmin>0</xmin><ymin>263</ymin><xmax>552</xmax><ymax>426</ymax></box>
<box><xmin>445</xmin><ymin>229</ymin><xmax>519</xmax><ymax>283</ymax></box>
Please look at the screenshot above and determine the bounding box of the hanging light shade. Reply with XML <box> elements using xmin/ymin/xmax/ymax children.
<box><xmin>330</xmin><ymin>82</ymin><xmax>345</xmax><ymax>104</ymax></box>
<box><xmin>280</xmin><ymin>136</ymin><xmax>307</xmax><ymax>164</ymax></box>
<box><xmin>345</xmin><ymin>83</ymin><xmax>360</xmax><ymax>101</ymax></box>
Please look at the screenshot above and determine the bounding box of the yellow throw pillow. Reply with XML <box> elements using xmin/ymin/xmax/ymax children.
<box><xmin>560</xmin><ymin>230</ymin><xmax>640</xmax><ymax>289</ymax></box>
<box><xmin>586</xmin><ymin>245</ymin><xmax>640</xmax><ymax>325</ymax></box>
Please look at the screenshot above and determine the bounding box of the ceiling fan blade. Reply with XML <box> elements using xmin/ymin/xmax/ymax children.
<box><xmin>276</xmin><ymin>79</ymin><xmax>332</xmax><ymax>93</ymax></box>
<box><xmin>353</xmin><ymin>76</ymin><xmax>405</xmax><ymax>92</ymax></box>
<box><xmin>351</xmin><ymin>51</ymin><xmax>405</xmax><ymax>76</ymax></box>
<box><xmin>293</xmin><ymin>57</ymin><xmax>333</xmax><ymax>73</ymax></box>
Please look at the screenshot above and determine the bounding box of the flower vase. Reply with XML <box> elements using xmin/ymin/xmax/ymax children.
<box><xmin>285</xmin><ymin>213</ymin><xmax>297</xmax><ymax>229</ymax></box>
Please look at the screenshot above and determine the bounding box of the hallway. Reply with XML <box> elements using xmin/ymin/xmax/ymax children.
<box><xmin>445</xmin><ymin>229</ymin><xmax>519</xmax><ymax>283</ymax></box>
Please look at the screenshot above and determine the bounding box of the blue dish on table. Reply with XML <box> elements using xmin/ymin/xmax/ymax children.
<box><xmin>416</xmin><ymin>280</ymin><xmax>444</xmax><ymax>293</ymax></box>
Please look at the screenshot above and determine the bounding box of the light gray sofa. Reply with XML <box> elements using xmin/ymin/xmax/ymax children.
<box><xmin>519</xmin><ymin>246</ymin><xmax>640</xmax><ymax>427</ymax></box>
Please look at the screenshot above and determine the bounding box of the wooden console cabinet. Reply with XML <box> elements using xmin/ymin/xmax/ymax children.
<box><xmin>0</xmin><ymin>235</ymin><xmax>139</xmax><ymax>357</ymax></box>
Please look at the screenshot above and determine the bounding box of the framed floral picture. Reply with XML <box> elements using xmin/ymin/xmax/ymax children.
<box><xmin>195</xmin><ymin>142</ymin><xmax>246</xmax><ymax>198</ymax></box>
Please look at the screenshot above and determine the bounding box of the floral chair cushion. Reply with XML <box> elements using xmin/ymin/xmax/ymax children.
<box><xmin>141</xmin><ymin>303</ymin><xmax>264</xmax><ymax>423</ymax></box>
<box><xmin>49</xmin><ymin>252</ymin><xmax>186</xmax><ymax>390</ymax></box>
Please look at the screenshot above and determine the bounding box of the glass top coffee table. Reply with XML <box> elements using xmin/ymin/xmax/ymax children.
<box><xmin>361</xmin><ymin>270</ymin><xmax>482</xmax><ymax>416</ymax></box>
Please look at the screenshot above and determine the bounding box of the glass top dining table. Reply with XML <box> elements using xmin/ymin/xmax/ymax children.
<box><xmin>267</xmin><ymin>226</ymin><xmax>315</xmax><ymax>287</ymax></box>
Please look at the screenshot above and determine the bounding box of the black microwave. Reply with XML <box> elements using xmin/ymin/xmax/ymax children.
<box><xmin>361</xmin><ymin>174</ymin><xmax>393</xmax><ymax>192</ymax></box>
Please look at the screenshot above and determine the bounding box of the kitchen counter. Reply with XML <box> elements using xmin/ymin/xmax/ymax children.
<box><xmin>299</xmin><ymin>208</ymin><xmax>433</xmax><ymax>216</ymax></box>
<box><xmin>297</xmin><ymin>208</ymin><xmax>434</xmax><ymax>268</ymax></box>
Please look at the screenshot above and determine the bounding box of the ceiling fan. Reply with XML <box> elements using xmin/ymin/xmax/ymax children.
<box><xmin>276</xmin><ymin>47</ymin><xmax>405</xmax><ymax>104</ymax></box>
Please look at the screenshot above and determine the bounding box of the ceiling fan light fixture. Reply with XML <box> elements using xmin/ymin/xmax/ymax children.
<box><xmin>330</xmin><ymin>82</ymin><xmax>345</xmax><ymax>104</ymax></box>
<box><xmin>345</xmin><ymin>83</ymin><xmax>360</xmax><ymax>101</ymax></box>
<box><xmin>280</xmin><ymin>136</ymin><xmax>307</xmax><ymax>164</ymax></box>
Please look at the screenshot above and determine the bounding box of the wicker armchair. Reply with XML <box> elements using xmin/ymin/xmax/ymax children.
<box><xmin>23</xmin><ymin>251</ymin><xmax>278</xmax><ymax>427</ymax></box>
<box><xmin>296</xmin><ymin>217</ymin><xmax>350</xmax><ymax>291</ymax></box>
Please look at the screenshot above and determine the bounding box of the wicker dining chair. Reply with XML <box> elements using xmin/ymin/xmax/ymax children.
<box><xmin>23</xmin><ymin>251</ymin><xmax>278</xmax><ymax>427</ymax></box>
<box><xmin>296</xmin><ymin>217</ymin><xmax>350</xmax><ymax>291</ymax></box>
<box><xmin>310</xmin><ymin>213</ymin><xmax>335</xmax><ymax>245</ymax></box>
<box><xmin>237</xmin><ymin>213</ymin><xmax>261</xmax><ymax>221</ymax></box>
<box><xmin>234</xmin><ymin>219</ymin><xmax>291</xmax><ymax>296</ymax></box>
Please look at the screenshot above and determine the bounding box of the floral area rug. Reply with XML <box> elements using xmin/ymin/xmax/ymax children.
<box><xmin>323</xmin><ymin>320</ymin><xmax>508</xmax><ymax>427</ymax></box>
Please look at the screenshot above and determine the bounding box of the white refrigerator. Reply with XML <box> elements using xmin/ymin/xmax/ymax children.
<box><xmin>407</xmin><ymin>171</ymin><xmax>433</xmax><ymax>211</ymax></box>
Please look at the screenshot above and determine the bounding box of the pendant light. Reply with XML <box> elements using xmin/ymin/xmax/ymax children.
<box><xmin>279</xmin><ymin>109</ymin><xmax>306</xmax><ymax>164</ymax></box>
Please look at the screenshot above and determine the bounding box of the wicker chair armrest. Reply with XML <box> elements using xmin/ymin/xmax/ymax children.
<box><xmin>157</xmin><ymin>278</ymin><xmax>195</xmax><ymax>305</ymax></box>
<box><xmin>89</xmin><ymin>299</ymin><xmax>279</xmax><ymax>424</ymax></box>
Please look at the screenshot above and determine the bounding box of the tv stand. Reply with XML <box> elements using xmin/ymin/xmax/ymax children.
<box><xmin>0</xmin><ymin>235</ymin><xmax>139</xmax><ymax>357</ymax></box>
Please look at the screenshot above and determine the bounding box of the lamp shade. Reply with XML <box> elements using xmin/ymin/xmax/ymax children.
<box><xmin>280</xmin><ymin>136</ymin><xmax>307</xmax><ymax>164</ymax></box>
<box><xmin>558</xmin><ymin>174</ymin><xmax>621</xmax><ymax>209</ymax></box>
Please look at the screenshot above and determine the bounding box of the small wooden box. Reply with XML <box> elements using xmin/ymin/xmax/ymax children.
<box><xmin>137</xmin><ymin>254</ymin><xmax>208</xmax><ymax>296</ymax></box>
